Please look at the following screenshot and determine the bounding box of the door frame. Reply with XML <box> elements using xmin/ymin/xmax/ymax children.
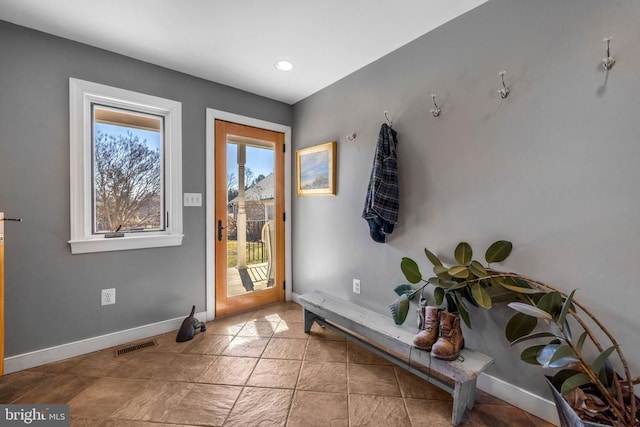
<box><xmin>205</xmin><ymin>109</ymin><xmax>292</xmax><ymax>321</ymax></box>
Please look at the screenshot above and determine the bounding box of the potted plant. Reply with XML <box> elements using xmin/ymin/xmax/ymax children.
<box><xmin>390</xmin><ymin>240</ymin><xmax>639</xmax><ymax>426</ymax></box>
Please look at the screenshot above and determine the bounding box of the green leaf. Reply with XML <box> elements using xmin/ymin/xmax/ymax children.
<box><xmin>537</xmin><ymin>292</ymin><xmax>563</xmax><ymax>316</ymax></box>
<box><xmin>448</xmin><ymin>266</ymin><xmax>470</xmax><ymax>279</ymax></box>
<box><xmin>598</xmin><ymin>358</ymin><xmax>614</xmax><ymax>387</ymax></box>
<box><xmin>509</xmin><ymin>331</ymin><xmax>557</xmax><ymax>346</ymax></box>
<box><xmin>428</xmin><ymin>277</ymin><xmax>441</xmax><ymax>286</ymax></box>
<box><xmin>393</xmin><ymin>284</ymin><xmax>415</xmax><ymax>300</ymax></box>
<box><xmin>485</xmin><ymin>240</ymin><xmax>513</xmax><ymax>263</ymax></box>
<box><xmin>558</xmin><ymin>289</ymin><xmax>577</xmax><ymax>329</ymax></box>
<box><xmin>446</xmin><ymin>281</ymin><xmax>469</xmax><ymax>291</ymax></box>
<box><xmin>505</xmin><ymin>313</ymin><xmax>538</xmax><ymax>343</ymax></box>
<box><xmin>485</xmin><ymin>285</ymin><xmax>518</xmax><ymax>304</ymax></box>
<box><xmin>495</xmin><ymin>277</ymin><xmax>543</xmax><ymax>295</ymax></box>
<box><xmin>592</xmin><ymin>345</ymin><xmax>617</xmax><ymax>376</ymax></box>
<box><xmin>575</xmin><ymin>331</ymin><xmax>588</xmax><ymax>354</ymax></box>
<box><xmin>401</xmin><ymin>257</ymin><xmax>422</xmax><ymax>284</ymax></box>
<box><xmin>433</xmin><ymin>265</ymin><xmax>451</xmax><ymax>279</ymax></box>
<box><xmin>469</xmin><ymin>260</ymin><xmax>488</xmax><ymax>278</ymax></box>
<box><xmin>535</xmin><ymin>344</ymin><xmax>578</xmax><ymax>368</ymax></box>
<box><xmin>424</xmin><ymin>247</ymin><xmax>443</xmax><ymax>267</ymax></box>
<box><xmin>455</xmin><ymin>242</ymin><xmax>472</xmax><ymax>265</ymax></box>
<box><xmin>508</xmin><ymin>302</ymin><xmax>553</xmax><ymax>320</ymax></box>
<box><xmin>389</xmin><ymin>294</ymin><xmax>410</xmax><ymax>325</ymax></box>
<box><xmin>434</xmin><ymin>287</ymin><xmax>445</xmax><ymax>305</ymax></box>
<box><xmin>454</xmin><ymin>291</ymin><xmax>471</xmax><ymax>329</ymax></box>
<box><xmin>550</xmin><ymin>369</ymin><xmax>584</xmax><ymax>390</ymax></box>
<box><xmin>561</xmin><ymin>373</ymin><xmax>591</xmax><ymax>396</ymax></box>
<box><xmin>521</xmin><ymin>345</ymin><xmax>546</xmax><ymax>365</ymax></box>
<box><xmin>549</xmin><ymin>345</ymin><xmax>577</xmax><ymax>366</ymax></box>
<box><xmin>470</xmin><ymin>283</ymin><xmax>492</xmax><ymax>309</ymax></box>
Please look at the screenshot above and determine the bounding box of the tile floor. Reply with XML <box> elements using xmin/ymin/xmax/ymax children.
<box><xmin>0</xmin><ymin>301</ymin><xmax>555</xmax><ymax>426</ymax></box>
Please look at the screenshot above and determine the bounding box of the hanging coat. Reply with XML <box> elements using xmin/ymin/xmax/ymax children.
<box><xmin>362</xmin><ymin>123</ymin><xmax>399</xmax><ymax>243</ymax></box>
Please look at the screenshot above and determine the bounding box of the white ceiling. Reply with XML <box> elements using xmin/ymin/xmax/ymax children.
<box><xmin>0</xmin><ymin>0</ymin><xmax>487</xmax><ymax>104</ymax></box>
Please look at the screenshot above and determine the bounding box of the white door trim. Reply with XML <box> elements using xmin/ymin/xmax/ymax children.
<box><xmin>205</xmin><ymin>109</ymin><xmax>292</xmax><ymax>321</ymax></box>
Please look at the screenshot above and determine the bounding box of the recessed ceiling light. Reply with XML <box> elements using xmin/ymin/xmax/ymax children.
<box><xmin>275</xmin><ymin>60</ymin><xmax>294</xmax><ymax>71</ymax></box>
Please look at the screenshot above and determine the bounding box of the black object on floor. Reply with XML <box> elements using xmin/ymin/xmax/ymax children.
<box><xmin>176</xmin><ymin>305</ymin><xmax>206</xmax><ymax>342</ymax></box>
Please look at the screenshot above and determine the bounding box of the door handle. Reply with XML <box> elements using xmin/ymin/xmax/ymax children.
<box><xmin>217</xmin><ymin>220</ymin><xmax>225</xmax><ymax>241</ymax></box>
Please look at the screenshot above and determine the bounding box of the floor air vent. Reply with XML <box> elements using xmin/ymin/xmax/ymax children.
<box><xmin>114</xmin><ymin>339</ymin><xmax>157</xmax><ymax>357</ymax></box>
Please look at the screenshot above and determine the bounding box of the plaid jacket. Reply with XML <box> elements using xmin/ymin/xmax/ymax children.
<box><xmin>362</xmin><ymin>123</ymin><xmax>399</xmax><ymax>226</ymax></box>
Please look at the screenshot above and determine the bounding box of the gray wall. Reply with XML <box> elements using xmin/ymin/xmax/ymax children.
<box><xmin>0</xmin><ymin>20</ymin><xmax>292</xmax><ymax>356</ymax></box>
<box><xmin>292</xmin><ymin>0</ymin><xmax>640</xmax><ymax>398</ymax></box>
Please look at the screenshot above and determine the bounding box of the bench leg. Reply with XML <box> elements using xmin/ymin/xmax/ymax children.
<box><xmin>451</xmin><ymin>379</ymin><xmax>476</xmax><ymax>425</ymax></box>
<box><xmin>303</xmin><ymin>308</ymin><xmax>317</xmax><ymax>333</ymax></box>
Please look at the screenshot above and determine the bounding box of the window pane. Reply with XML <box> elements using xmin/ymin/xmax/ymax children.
<box><xmin>92</xmin><ymin>105</ymin><xmax>164</xmax><ymax>234</ymax></box>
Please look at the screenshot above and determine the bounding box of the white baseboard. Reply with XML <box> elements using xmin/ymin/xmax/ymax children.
<box><xmin>477</xmin><ymin>373</ymin><xmax>559</xmax><ymax>425</ymax></box>
<box><xmin>290</xmin><ymin>291</ymin><xmax>301</xmax><ymax>304</ymax></box>
<box><xmin>3</xmin><ymin>312</ymin><xmax>207</xmax><ymax>375</ymax></box>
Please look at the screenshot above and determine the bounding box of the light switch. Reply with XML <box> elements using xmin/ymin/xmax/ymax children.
<box><xmin>183</xmin><ymin>193</ymin><xmax>202</xmax><ymax>207</ymax></box>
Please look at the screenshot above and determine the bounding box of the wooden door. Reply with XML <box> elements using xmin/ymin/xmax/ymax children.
<box><xmin>214</xmin><ymin>120</ymin><xmax>285</xmax><ymax>316</ymax></box>
<box><xmin>1</xmin><ymin>213</ymin><xmax>5</xmax><ymax>375</ymax></box>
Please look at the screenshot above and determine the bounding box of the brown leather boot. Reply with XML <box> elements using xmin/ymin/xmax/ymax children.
<box><xmin>412</xmin><ymin>306</ymin><xmax>440</xmax><ymax>350</ymax></box>
<box><xmin>431</xmin><ymin>311</ymin><xmax>464</xmax><ymax>361</ymax></box>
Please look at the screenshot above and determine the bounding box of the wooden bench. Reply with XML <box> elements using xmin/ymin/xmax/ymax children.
<box><xmin>299</xmin><ymin>290</ymin><xmax>494</xmax><ymax>426</ymax></box>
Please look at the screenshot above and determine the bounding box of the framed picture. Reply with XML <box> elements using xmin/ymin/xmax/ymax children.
<box><xmin>296</xmin><ymin>141</ymin><xmax>336</xmax><ymax>196</ymax></box>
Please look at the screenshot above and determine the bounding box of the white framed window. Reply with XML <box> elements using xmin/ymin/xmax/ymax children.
<box><xmin>69</xmin><ymin>78</ymin><xmax>183</xmax><ymax>254</ymax></box>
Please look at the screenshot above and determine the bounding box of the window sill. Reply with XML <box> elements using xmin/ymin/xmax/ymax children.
<box><xmin>69</xmin><ymin>234</ymin><xmax>184</xmax><ymax>254</ymax></box>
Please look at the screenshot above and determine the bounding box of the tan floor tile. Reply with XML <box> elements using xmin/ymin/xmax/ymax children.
<box><xmin>287</xmin><ymin>390</ymin><xmax>349</xmax><ymax>427</ymax></box>
<box><xmin>347</xmin><ymin>341</ymin><xmax>392</xmax><ymax>365</ymax></box>
<box><xmin>7</xmin><ymin>301</ymin><xmax>548</xmax><ymax>427</ymax></box>
<box><xmin>404</xmin><ymin>398</ymin><xmax>459</xmax><ymax>426</ymax></box>
<box><xmin>100</xmin><ymin>420</ymin><xmax>195</xmax><ymax>427</ymax></box>
<box><xmin>29</xmin><ymin>356</ymin><xmax>82</xmax><ymax>374</ymax></box>
<box><xmin>393</xmin><ymin>367</ymin><xmax>452</xmax><ymax>400</ymax></box>
<box><xmin>262</xmin><ymin>337</ymin><xmax>307</xmax><ymax>360</ymax></box>
<box><xmin>152</xmin><ymin>332</ymin><xmax>192</xmax><ymax>353</ymax></box>
<box><xmin>526</xmin><ymin>413</ymin><xmax>557</xmax><ymax>427</ymax></box>
<box><xmin>236</xmin><ymin>320</ymin><xmax>279</xmax><ymax>338</ymax></box>
<box><xmin>65</xmin><ymin>350</ymin><xmax>129</xmax><ymax>377</ymax></box>
<box><xmin>297</xmin><ymin>361</ymin><xmax>347</xmax><ymax>393</ymax></box>
<box><xmin>109</xmin><ymin>352</ymin><xmax>176</xmax><ymax>379</ymax></box>
<box><xmin>183</xmin><ymin>334</ymin><xmax>232</xmax><ymax>355</ymax></box>
<box><xmin>304</xmin><ymin>339</ymin><xmax>347</xmax><ymax>362</ymax></box>
<box><xmin>278</xmin><ymin>308</ymin><xmax>304</xmax><ymax>323</ymax></box>
<box><xmin>223</xmin><ymin>386</ymin><xmax>293</xmax><ymax>427</ymax></box>
<box><xmin>349</xmin><ymin>394</ymin><xmax>411</xmax><ymax>426</ymax></box>
<box><xmin>161</xmin><ymin>383</ymin><xmax>242</xmax><ymax>426</ymax></box>
<box><xmin>348</xmin><ymin>364</ymin><xmax>401</xmax><ymax>396</ymax></box>
<box><xmin>14</xmin><ymin>373</ymin><xmax>97</xmax><ymax>404</ymax></box>
<box><xmin>246</xmin><ymin>359</ymin><xmax>301</xmax><ymax>389</ymax></box>
<box><xmin>222</xmin><ymin>335</ymin><xmax>269</xmax><ymax>357</ymax></box>
<box><xmin>205</xmin><ymin>317</ymin><xmax>246</xmax><ymax>336</ymax></box>
<box><xmin>109</xmin><ymin>380</ymin><xmax>193</xmax><ymax>421</ymax></box>
<box><xmin>152</xmin><ymin>354</ymin><xmax>215</xmax><ymax>382</ymax></box>
<box><xmin>68</xmin><ymin>377</ymin><xmax>148</xmax><ymax>418</ymax></box>
<box><xmin>272</xmin><ymin>321</ymin><xmax>309</xmax><ymax>339</ymax></box>
<box><xmin>69</xmin><ymin>416</ymin><xmax>107</xmax><ymax>426</ymax></box>
<box><xmin>308</xmin><ymin>323</ymin><xmax>347</xmax><ymax>341</ymax></box>
<box><xmin>0</xmin><ymin>371</ymin><xmax>55</xmax><ymax>403</ymax></box>
<box><xmin>469</xmin><ymin>404</ymin><xmax>539</xmax><ymax>427</ymax></box>
<box><xmin>198</xmin><ymin>356</ymin><xmax>258</xmax><ymax>385</ymax></box>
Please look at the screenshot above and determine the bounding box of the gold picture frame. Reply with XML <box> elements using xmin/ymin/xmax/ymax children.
<box><xmin>296</xmin><ymin>141</ymin><xmax>336</xmax><ymax>196</ymax></box>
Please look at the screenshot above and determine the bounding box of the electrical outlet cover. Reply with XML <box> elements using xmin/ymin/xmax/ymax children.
<box><xmin>102</xmin><ymin>288</ymin><xmax>116</xmax><ymax>306</ymax></box>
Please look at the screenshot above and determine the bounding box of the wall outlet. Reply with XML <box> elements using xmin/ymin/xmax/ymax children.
<box><xmin>101</xmin><ymin>288</ymin><xmax>116</xmax><ymax>306</ymax></box>
<box><xmin>353</xmin><ymin>279</ymin><xmax>361</xmax><ymax>294</ymax></box>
